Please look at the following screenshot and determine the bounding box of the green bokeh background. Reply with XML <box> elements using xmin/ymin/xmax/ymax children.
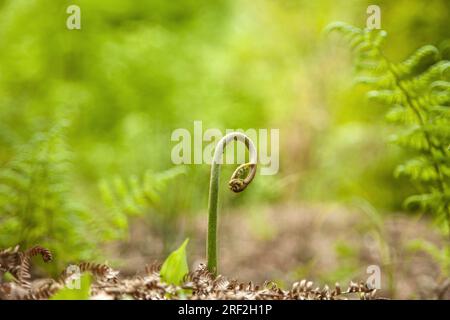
<box><xmin>0</xmin><ymin>0</ymin><xmax>448</xmax><ymax>269</ymax></box>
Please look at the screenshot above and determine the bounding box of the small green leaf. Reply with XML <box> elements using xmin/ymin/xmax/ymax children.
<box><xmin>2</xmin><ymin>272</ymin><xmax>15</xmax><ymax>282</ymax></box>
<box><xmin>50</xmin><ymin>273</ymin><xmax>91</xmax><ymax>300</ymax></box>
<box><xmin>160</xmin><ymin>238</ymin><xmax>189</xmax><ymax>286</ymax></box>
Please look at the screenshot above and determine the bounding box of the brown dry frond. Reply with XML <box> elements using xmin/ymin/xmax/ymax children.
<box><xmin>26</xmin><ymin>246</ymin><xmax>53</xmax><ymax>263</ymax></box>
<box><xmin>0</xmin><ymin>246</ymin><xmax>21</xmax><ymax>278</ymax></box>
<box><xmin>0</xmin><ymin>245</ymin><xmax>381</xmax><ymax>300</ymax></box>
<box><xmin>0</xmin><ymin>245</ymin><xmax>54</xmax><ymax>299</ymax></box>
<box><xmin>59</xmin><ymin>262</ymin><xmax>119</xmax><ymax>284</ymax></box>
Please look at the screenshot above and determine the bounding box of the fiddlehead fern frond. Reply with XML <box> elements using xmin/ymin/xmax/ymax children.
<box><xmin>207</xmin><ymin>132</ymin><xmax>257</xmax><ymax>274</ymax></box>
<box><xmin>229</xmin><ymin>163</ymin><xmax>257</xmax><ymax>193</ymax></box>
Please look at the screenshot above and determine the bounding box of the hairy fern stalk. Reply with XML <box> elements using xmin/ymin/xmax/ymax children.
<box><xmin>328</xmin><ymin>23</ymin><xmax>450</xmax><ymax>239</ymax></box>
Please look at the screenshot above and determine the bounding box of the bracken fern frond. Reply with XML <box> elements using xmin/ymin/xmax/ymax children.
<box><xmin>328</xmin><ymin>22</ymin><xmax>450</xmax><ymax>238</ymax></box>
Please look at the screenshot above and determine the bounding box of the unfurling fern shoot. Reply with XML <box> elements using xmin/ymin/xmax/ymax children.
<box><xmin>327</xmin><ymin>22</ymin><xmax>450</xmax><ymax>239</ymax></box>
<box><xmin>207</xmin><ymin>132</ymin><xmax>257</xmax><ymax>274</ymax></box>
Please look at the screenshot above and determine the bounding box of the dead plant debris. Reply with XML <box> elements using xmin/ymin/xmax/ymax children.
<box><xmin>0</xmin><ymin>245</ymin><xmax>378</xmax><ymax>300</ymax></box>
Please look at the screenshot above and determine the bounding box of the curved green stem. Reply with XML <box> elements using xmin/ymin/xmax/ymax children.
<box><xmin>207</xmin><ymin>132</ymin><xmax>257</xmax><ymax>274</ymax></box>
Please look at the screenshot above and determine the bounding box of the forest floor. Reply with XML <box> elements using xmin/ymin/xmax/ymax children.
<box><xmin>108</xmin><ymin>202</ymin><xmax>448</xmax><ymax>300</ymax></box>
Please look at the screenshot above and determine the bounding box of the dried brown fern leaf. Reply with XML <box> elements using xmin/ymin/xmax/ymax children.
<box><xmin>59</xmin><ymin>262</ymin><xmax>119</xmax><ymax>285</ymax></box>
<box><xmin>1</xmin><ymin>247</ymin><xmax>380</xmax><ymax>300</ymax></box>
<box><xmin>0</xmin><ymin>246</ymin><xmax>21</xmax><ymax>276</ymax></box>
<box><xmin>26</xmin><ymin>246</ymin><xmax>53</xmax><ymax>262</ymax></box>
<box><xmin>145</xmin><ymin>262</ymin><xmax>161</xmax><ymax>276</ymax></box>
<box><xmin>0</xmin><ymin>282</ymin><xmax>30</xmax><ymax>300</ymax></box>
<box><xmin>15</xmin><ymin>246</ymin><xmax>53</xmax><ymax>289</ymax></box>
<box><xmin>20</xmin><ymin>281</ymin><xmax>62</xmax><ymax>300</ymax></box>
<box><xmin>15</xmin><ymin>252</ymin><xmax>32</xmax><ymax>289</ymax></box>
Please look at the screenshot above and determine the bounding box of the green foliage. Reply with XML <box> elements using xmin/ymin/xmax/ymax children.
<box><xmin>0</xmin><ymin>124</ymin><xmax>131</xmax><ymax>272</ymax></box>
<box><xmin>2</xmin><ymin>271</ymin><xmax>14</xmax><ymax>282</ymax></box>
<box><xmin>99</xmin><ymin>166</ymin><xmax>186</xmax><ymax>218</ymax></box>
<box><xmin>99</xmin><ymin>166</ymin><xmax>187</xmax><ymax>249</ymax></box>
<box><xmin>0</xmin><ymin>2</ymin><xmax>447</xmax><ymax>254</ymax></box>
<box><xmin>328</xmin><ymin>22</ymin><xmax>450</xmax><ymax>235</ymax></box>
<box><xmin>160</xmin><ymin>238</ymin><xmax>189</xmax><ymax>286</ymax></box>
<box><xmin>0</xmin><ymin>1</ymin><xmax>448</xmax><ymax>291</ymax></box>
<box><xmin>50</xmin><ymin>273</ymin><xmax>92</xmax><ymax>300</ymax></box>
<box><xmin>0</xmin><ymin>122</ymin><xmax>188</xmax><ymax>269</ymax></box>
<box><xmin>0</xmin><ymin>124</ymin><xmax>89</xmax><ymax>270</ymax></box>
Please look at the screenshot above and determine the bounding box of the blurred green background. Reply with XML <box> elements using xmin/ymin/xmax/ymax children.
<box><xmin>0</xmin><ymin>0</ymin><xmax>448</xmax><ymax>292</ymax></box>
